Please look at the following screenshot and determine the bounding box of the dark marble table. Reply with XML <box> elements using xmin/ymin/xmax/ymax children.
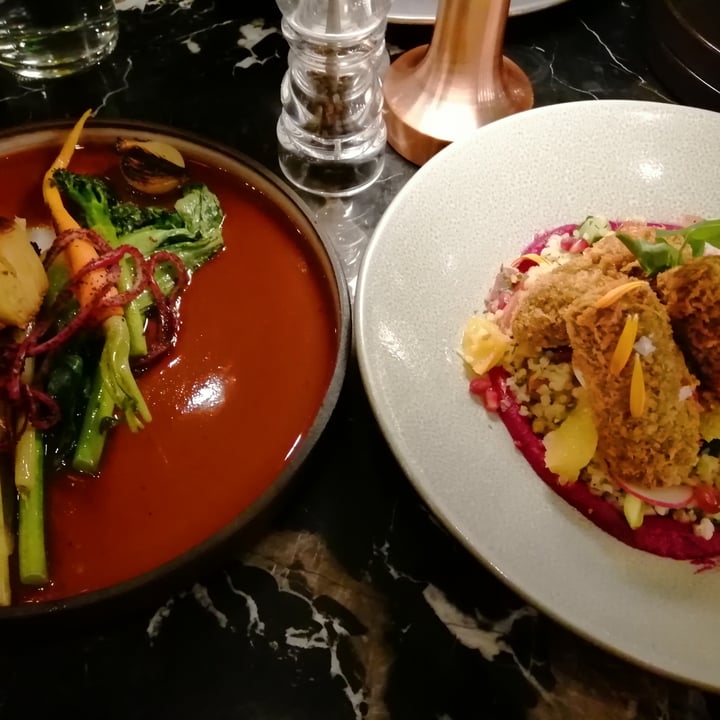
<box><xmin>0</xmin><ymin>1</ymin><xmax>717</xmax><ymax>718</ymax></box>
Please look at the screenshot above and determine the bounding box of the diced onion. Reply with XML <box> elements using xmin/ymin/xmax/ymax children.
<box><xmin>678</xmin><ymin>386</ymin><xmax>693</xmax><ymax>402</ymax></box>
<box><xmin>694</xmin><ymin>518</ymin><xmax>715</xmax><ymax>541</ymax></box>
<box><xmin>623</xmin><ymin>493</ymin><xmax>645</xmax><ymax>529</ymax></box>
<box><xmin>633</xmin><ymin>335</ymin><xmax>656</xmax><ymax>357</ymax></box>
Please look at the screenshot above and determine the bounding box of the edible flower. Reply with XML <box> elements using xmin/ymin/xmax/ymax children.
<box><xmin>630</xmin><ymin>353</ymin><xmax>645</xmax><ymax>418</ymax></box>
<box><xmin>609</xmin><ymin>314</ymin><xmax>639</xmax><ymax>375</ymax></box>
<box><xmin>623</xmin><ymin>493</ymin><xmax>645</xmax><ymax>530</ymax></box>
<box><xmin>594</xmin><ymin>280</ymin><xmax>648</xmax><ymax>309</ymax></box>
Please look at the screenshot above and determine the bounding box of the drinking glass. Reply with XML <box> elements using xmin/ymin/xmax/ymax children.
<box><xmin>0</xmin><ymin>0</ymin><xmax>119</xmax><ymax>79</ymax></box>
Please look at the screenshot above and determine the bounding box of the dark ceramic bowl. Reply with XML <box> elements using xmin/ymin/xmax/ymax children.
<box><xmin>0</xmin><ymin>119</ymin><xmax>350</xmax><ymax>623</ymax></box>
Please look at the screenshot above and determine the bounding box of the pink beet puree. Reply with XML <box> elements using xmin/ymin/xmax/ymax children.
<box><xmin>489</xmin><ymin>368</ymin><xmax>720</xmax><ymax>560</ymax></box>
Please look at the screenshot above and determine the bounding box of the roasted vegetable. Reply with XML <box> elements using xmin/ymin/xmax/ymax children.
<box><xmin>51</xmin><ymin>146</ymin><xmax>224</xmax><ymax>474</ymax></box>
<box><xmin>116</xmin><ymin>137</ymin><xmax>187</xmax><ymax>195</ymax></box>
<box><xmin>0</xmin><ymin>217</ymin><xmax>48</xmax><ymax>329</ymax></box>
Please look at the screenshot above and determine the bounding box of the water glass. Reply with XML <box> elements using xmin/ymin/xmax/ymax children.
<box><xmin>0</xmin><ymin>0</ymin><xmax>119</xmax><ymax>79</ymax></box>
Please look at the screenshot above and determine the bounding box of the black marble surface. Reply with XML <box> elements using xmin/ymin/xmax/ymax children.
<box><xmin>0</xmin><ymin>0</ymin><xmax>717</xmax><ymax>718</ymax></box>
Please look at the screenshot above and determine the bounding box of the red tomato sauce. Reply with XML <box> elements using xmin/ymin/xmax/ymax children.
<box><xmin>0</xmin><ymin>140</ymin><xmax>339</xmax><ymax>603</ymax></box>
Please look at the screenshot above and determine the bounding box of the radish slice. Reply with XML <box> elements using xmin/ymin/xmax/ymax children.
<box><xmin>617</xmin><ymin>479</ymin><xmax>694</xmax><ymax>509</ymax></box>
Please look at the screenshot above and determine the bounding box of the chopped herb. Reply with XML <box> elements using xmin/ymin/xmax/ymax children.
<box><xmin>574</xmin><ymin>215</ymin><xmax>612</xmax><ymax>243</ymax></box>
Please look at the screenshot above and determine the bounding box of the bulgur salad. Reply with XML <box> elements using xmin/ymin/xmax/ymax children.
<box><xmin>461</xmin><ymin>216</ymin><xmax>720</xmax><ymax>560</ymax></box>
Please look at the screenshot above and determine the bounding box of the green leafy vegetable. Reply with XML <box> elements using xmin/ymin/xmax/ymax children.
<box><xmin>109</xmin><ymin>201</ymin><xmax>184</xmax><ymax>236</ymax></box>
<box><xmin>617</xmin><ymin>217</ymin><xmax>720</xmax><ymax>276</ymax></box>
<box><xmin>616</xmin><ymin>232</ymin><xmax>683</xmax><ymax>276</ymax></box>
<box><xmin>53</xmin><ymin>171</ymin><xmax>224</xmax><ymax>266</ymax></box>
<box><xmin>657</xmin><ymin>218</ymin><xmax>720</xmax><ymax>258</ymax></box>
<box><xmin>45</xmin><ymin>336</ymin><xmax>101</xmax><ymax>471</ymax></box>
<box><xmin>52</xmin><ymin>170</ymin><xmax>118</xmax><ymax>243</ymax></box>
<box><xmin>51</xmin><ymin>170</ymin><xmax>225</xmax><ymax>474</ymax></box>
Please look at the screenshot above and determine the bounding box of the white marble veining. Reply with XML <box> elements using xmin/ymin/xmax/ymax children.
<box><xmin>226</xmin><ymin>572</ymin><xmax>266</xmax><ymax>637</ymax></box>
<box><xmin>145</xmin><ymin>582</ymin><xmax>230</xmax><ymax>642</ymax></box>
<box><xmin>535</xmin><ymin>44</ymin><xmax>600</xmax><ymax>100</ymax></box>
<box><xmin>422</xmin><ymin>584</ymin><xmax>551</xmax><ymax>701</ymax></box>
<box><xmin>178</xmin><ymin>19</ymin><xmax>236</xmax><ymax>56</ymax></box>
<box><xmin>116</xmin><ymin>0</ymin><xmax>195</xmax><ymax>11</ymax></box>
<box><xmin>94</xmin><ymin>57</ymin><xmax>134</xmax><ymax>114</ymax></box>
<box><xmin>234</xmin><ymin>21</ymin><xmax>280</xmax><ymax>70</ymax></box>
<box><xmin>244</xmin><ymin>549</ymin><xmax>368</xmax><ymax>720</ymax></box>
<box><xmin>372</xmin><ymin>539</ymin><xmax>420</xmax><ymax>582</ymax></box>
<box><xmin>423</xmin><ymin>584</ymin><xmax>510</xmax><ymax>662</ymax></box>
<box><xmin>577</xmin><ymin>18</ymin><xmax>671</xmax><ymax>102</ymax></box>
<box><xmin>191</xmin><ymin>582</ymin><xmax>230</xmax><ymax>629</ymax></box>
<box><xmin>145</xmin><ymin>531</ymin><xmax>388</xmax><ymax>719</ymax></box>
<box><xmin>146</xmin><ymin>596</ymin><xmax>175</xmax><ymax>641</ymax></box>
<box><xmin>371</xmin><ymin>510</ymin><xmax>552</xmax><ymax>700</ymax></box>
<box><xmin>0</xmin><ymin>82</ymin><xmax>46</xmax><ymax>107</ymax></box>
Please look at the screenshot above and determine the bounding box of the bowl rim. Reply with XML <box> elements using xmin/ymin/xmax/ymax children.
<box><xmin>0</xmin><ymin>117</ymin><xmax>352</xmax><ymax>621</ymax></box>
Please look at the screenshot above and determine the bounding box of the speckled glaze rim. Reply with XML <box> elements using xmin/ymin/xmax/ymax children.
<box><xmin>388</xmin><ymin>0</ymin><xmax>570</xmax><ymax>24</ymax></box>
<box><xmin>356</xmin><ymin>99</ymin><xmax>720</xmax><ymax>692</ymax></box>
<box><xmin>0</xmin><ymin>118</ymin><xmax>351</xmax><ymax>622</ymax></box>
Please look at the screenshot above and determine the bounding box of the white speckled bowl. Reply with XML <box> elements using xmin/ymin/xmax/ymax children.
<box><xmin>388</xmin><ymin>0</ymin><xmax>569</xmax><ymax>23</ymax></box>
<box><xmin>355</xmin><ymin>100</ymin><xmax>720</xmax><ymax>690</ymax></box>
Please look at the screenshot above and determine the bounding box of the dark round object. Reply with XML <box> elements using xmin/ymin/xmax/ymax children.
<box><xmin>646</xmin><ymin>0</ymin><xmax>720</xmax><ymax>111</ymax></box>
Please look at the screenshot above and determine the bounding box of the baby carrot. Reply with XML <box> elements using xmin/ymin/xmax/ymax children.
<box><xmin>42</xmin><ymin>109</ymin><xmax>121</xmax><ymax>320</ymax></box>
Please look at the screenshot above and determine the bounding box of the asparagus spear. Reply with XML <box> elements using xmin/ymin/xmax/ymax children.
<box><xmin>13</xmin><ymin>349</ymin><xmax>47</xmax><ymax>586</ymax></box>
<box><xmin>0</xmin><ymin>458</ymin><xmax>14</xmax><ymax>605</ymax></box>
<box><xmin>15</xmin><ymin>419</ymin><xmax>47</xmax><ymax>585</ymax></box>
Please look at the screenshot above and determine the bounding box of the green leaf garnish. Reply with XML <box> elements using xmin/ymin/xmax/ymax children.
<box><xmin>617</xmin><ymin>217</ymin><xmax>720</xmax><ymax>275</ymax></box>
<box><xmin>616</xmin><ymin>232</ymin><xmax>682</xmax><ymax>276</ymax></box>
<box><xmin>657</xmin><ymin>218</ymin><xmax>720</xmax><ymax>246</ymax></box>
<box><xmin>686</xmin><ymin>220</ymin><xmax>720</xmax><ymax>255</ymax></box>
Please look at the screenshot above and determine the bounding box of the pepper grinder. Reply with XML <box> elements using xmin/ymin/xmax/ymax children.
<box><xmin>383</xmin><ymin>0</ymin><xmax>533</xmax><ymax>166</ymax></box>
<box><xmin>276</xmin><ymin>0</ymin><xmax>391</xmax><ymax>197</ymax></box>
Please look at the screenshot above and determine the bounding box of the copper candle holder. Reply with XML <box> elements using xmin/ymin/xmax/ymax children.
<box><xmin>383</xmin><ymin>0</ymin><xmax>533</xmax><ymax>166</ymax></box>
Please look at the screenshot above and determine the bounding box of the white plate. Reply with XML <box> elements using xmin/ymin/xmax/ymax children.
<box><xmin>356</xmin><ymin>100</ymin><xmax>720</xmax><ymax>690</ymax></box>
<box><xmin>388</xmin><ymin>0</ymin><xmax>569</xmax><ymax>23</ymax></box>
